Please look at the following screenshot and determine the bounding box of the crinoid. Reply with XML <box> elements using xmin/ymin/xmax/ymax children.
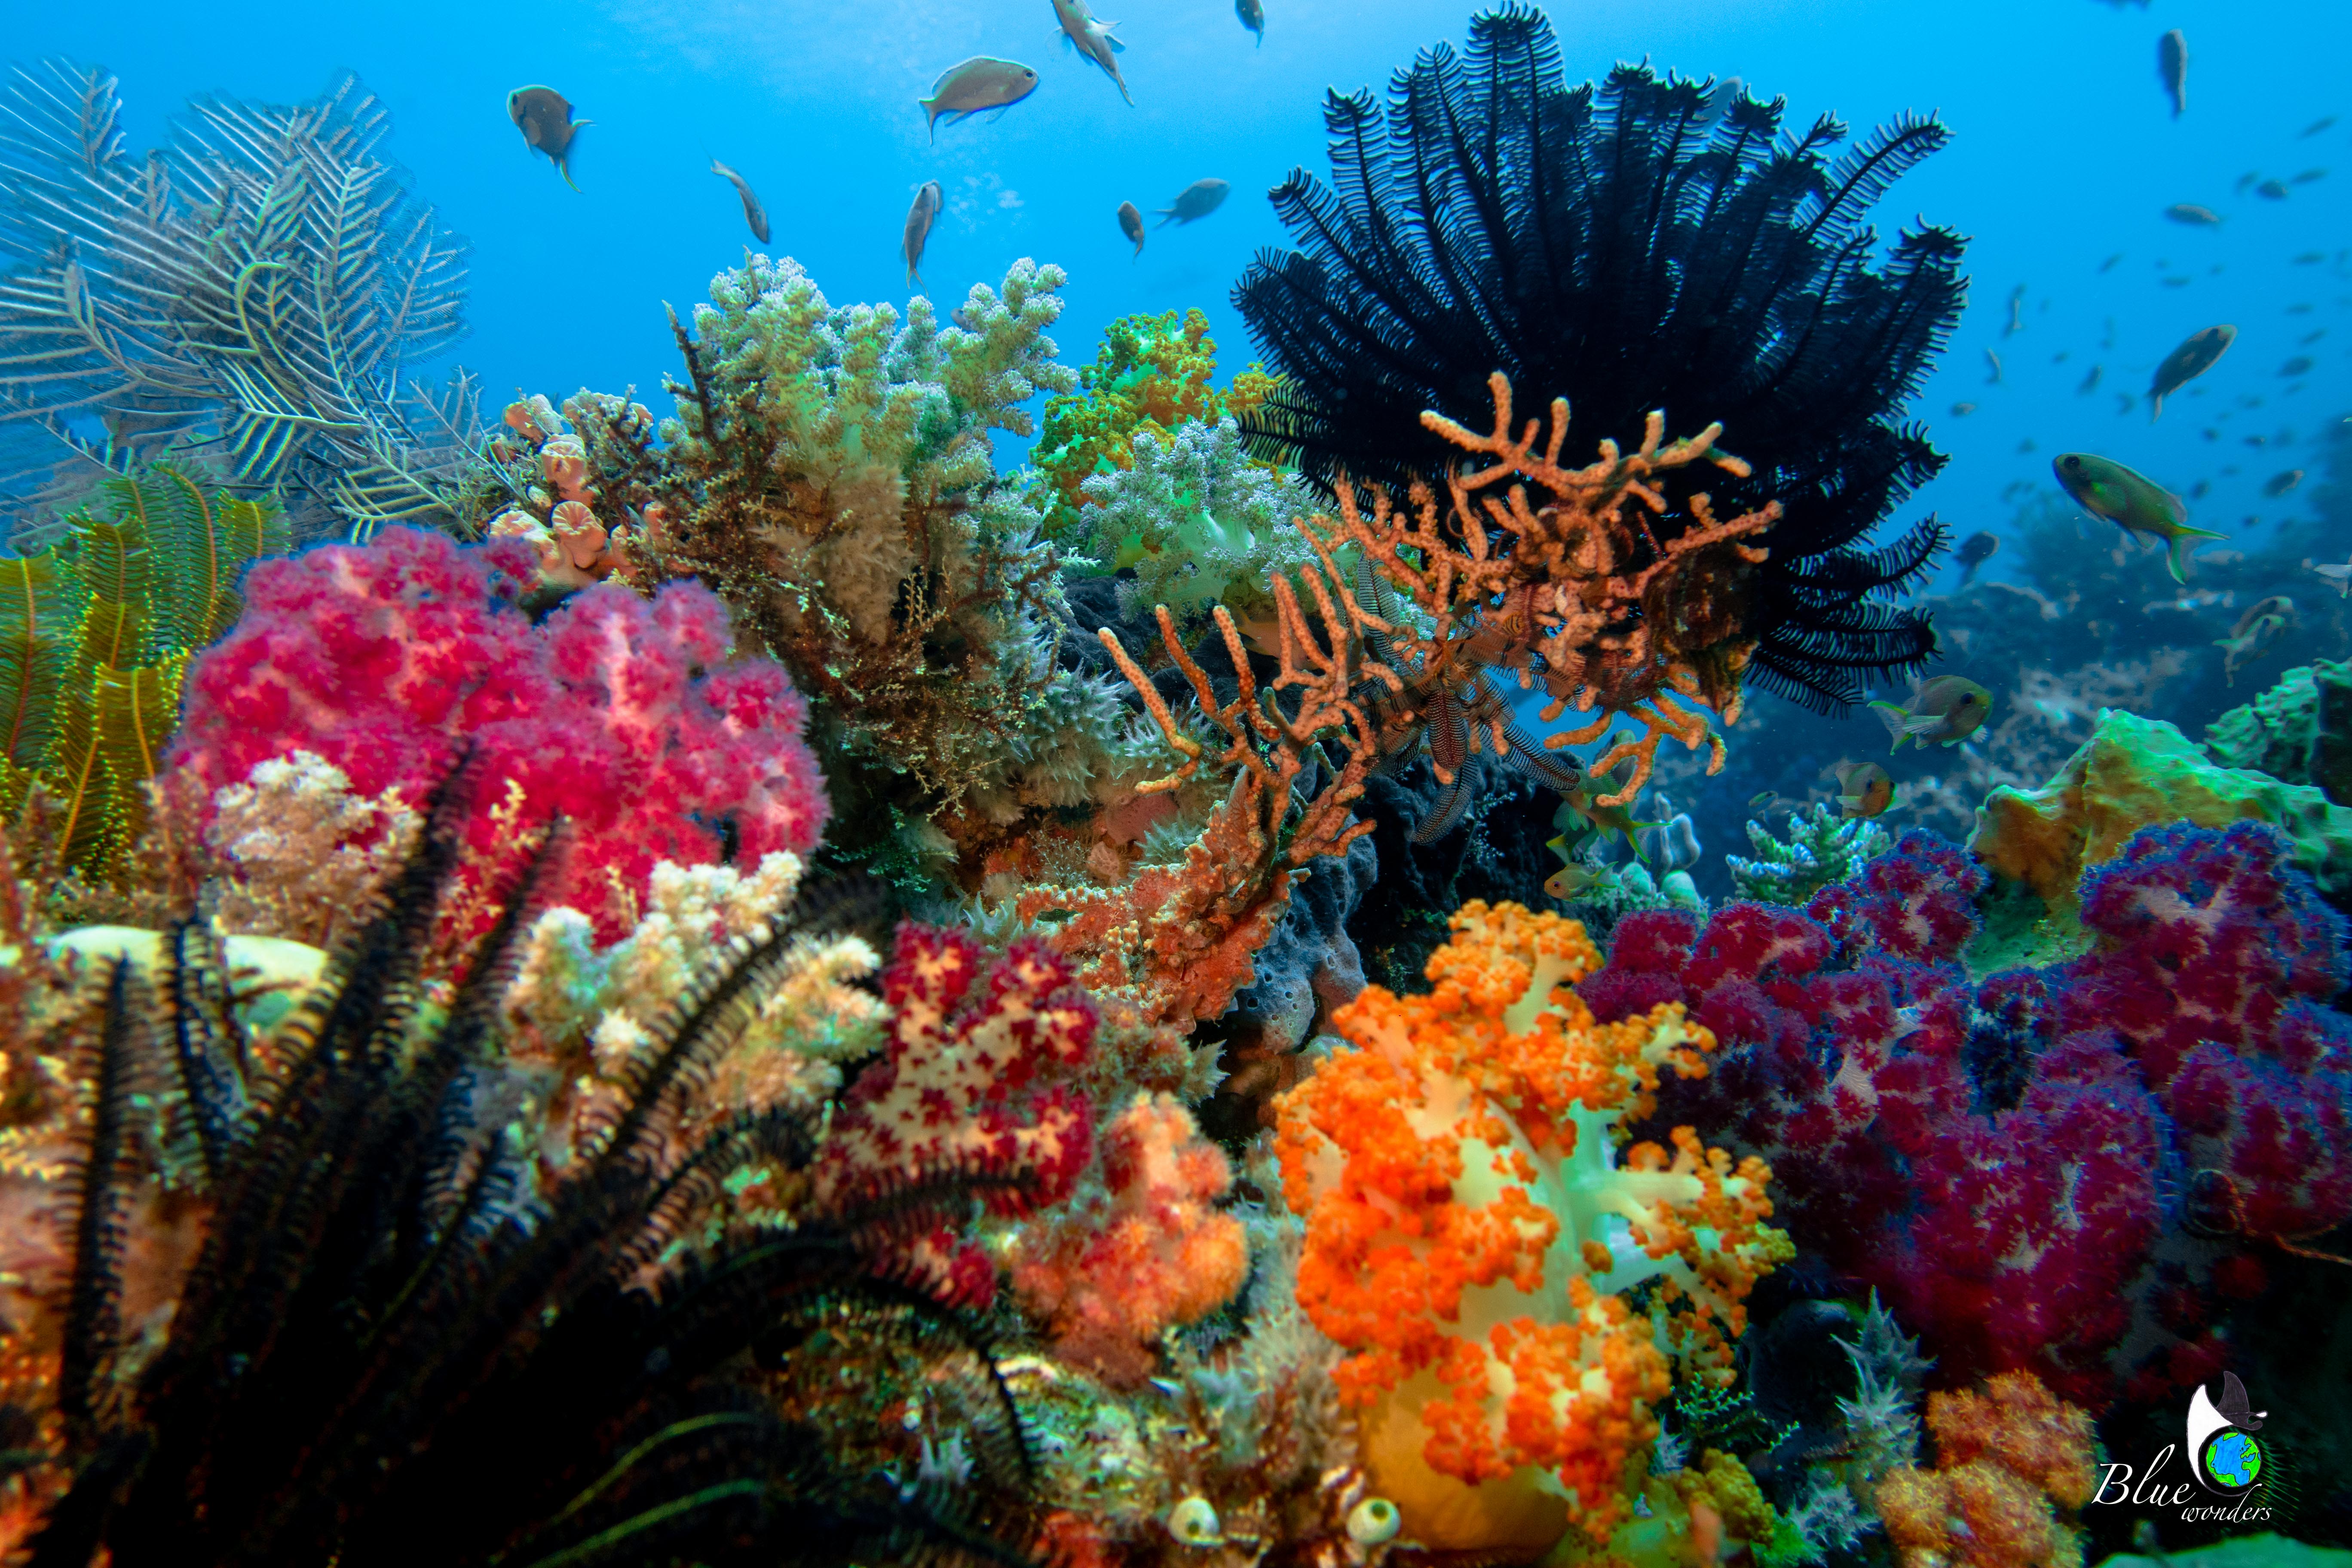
<box><xmin>1232</xmin><ymin>3</ymin><xmax>1963</xmax><ymax>711</ymax></box>
<box><xmin>15</xmin><ymin>773</ymin><xmax>1041</xmax><ymax>1568</ymax></box>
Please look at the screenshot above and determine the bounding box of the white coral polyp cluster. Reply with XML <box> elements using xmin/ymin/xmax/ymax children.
<box><xmin>203</xmin><ymin>750</ymin><xmax>421</xmax><ymax>946</ymax></box>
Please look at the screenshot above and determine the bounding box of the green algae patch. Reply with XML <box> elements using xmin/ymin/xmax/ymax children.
<box><xmin>1969</xmin><ymin>708</ymin><xmax>2352</xmax><ymax>909</ymax></box>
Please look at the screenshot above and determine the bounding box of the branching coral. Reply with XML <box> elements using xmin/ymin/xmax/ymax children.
<box><xmin>0</xmin><ymin>62</ymin><xmax>479</xmax><ymax>538</ymax></box>
<box><xmin>1330</xmin><ymin>373</ymin><xmax>1778</xmax><ymax>807</ymax></box>
<box><xmin>1874</xmin><ymin>1373</ymin><xmax>2096</xmax><ymax>1568</ymax></box>
<box><xmin>1029</xmin><ymin>307</ymin><xmax>1277</xmax><ymax>546</ymax></box>
<box><xmin>1727</xmin><ymin>802</ymin><xmax>1892</xmax><ymax>905</ymax></box>
<box><xmin>161</xmin><ymin>526</ymin><xmax>829</xmax><ymax>944</ymax></box>
<box><xmin>0</xmin><ymin>467</ymin><xmax>287</xmax><ymax>889</ymax></box>
<box><xmin>1274</xmin><ymin>900</ymin><xmax>1787</xmax><ymax>1554</ymax></box>
<box><xmin>1233</xmin><ymin>9</ymin><xmax>1959</xmax><ymax>711</ymax></box>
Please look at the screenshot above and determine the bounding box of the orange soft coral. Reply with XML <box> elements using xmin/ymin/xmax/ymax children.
<box><xmin>1274</xmin><ymin>901</ymin><xmax>1788</xmax><ymax>1554</ymax></box>
<box><xmin>1008</xmin><ymin>1092</ymin><xmax>1250</xmax><ymax>1386</ymax></box>
<box><xmin>1874</xmin><ymin>1372</ymin><xmax>2098</xmax><ymax>1568</ymax></box>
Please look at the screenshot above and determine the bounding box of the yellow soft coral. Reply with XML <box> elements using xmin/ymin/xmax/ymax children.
<box><xmin>1875</xmin><ymin>1372</ymin><xmax>2097</xmax><ymax>1568</ymax></box>
<box><xmin>1274</xmin><ymin>902</ymin><xmax>1788</xmax><ymax>1556</ymax></box>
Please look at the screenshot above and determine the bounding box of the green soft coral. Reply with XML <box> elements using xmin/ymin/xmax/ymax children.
<box><xmin>1028</xmin><ymin>307</ymin><xmax>1275</xmax><ymax>545</ymax></box>
<box><xmin>1074</xmin><ymin>416</ymin><xmax>1320</xmax><ymax>640</ymax></box>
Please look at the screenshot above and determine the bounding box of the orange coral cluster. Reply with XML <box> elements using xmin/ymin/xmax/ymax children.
<box><xmin>1326</xmin><ymin>372</ymin><xmax>1779</xmax><ymax>805</ymax></box>
<box><xmin>1273</xmin><ymin>901</ymin><xmax>1786</xmax><ymax>1552</ymax></box>
<box><xmin>1875</xmin><ymin>1372</ymin><xmax>2098</xmax><ymax>1568</ymax></box>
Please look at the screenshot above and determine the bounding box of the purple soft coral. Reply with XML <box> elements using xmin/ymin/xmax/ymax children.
<box><xmin>1585</xmin><ymin>822</ymin><xmax>2352</xmax><ymax>1407</ymax></box>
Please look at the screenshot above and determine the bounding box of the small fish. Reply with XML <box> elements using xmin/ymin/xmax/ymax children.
<box><xmin>2264</xmin><ymin>469</ymin><xmax>2305</xmax><ymax>497</ymax></box>
<box><xmin>2052</xmin><ymin>452</ymin><xmax>2225</xmax><ymax>582</ymax></box>
<box><xmin>2306</xmin><ymin>556</ymin><xmax>2352</xmax><ymax>598</ymax></box>
<box><xmin>1117</xmin><ymin>199</ymin><xmax>1145</xmax><ymax>257</ymax></box>
<box><xmin>2301</xmin><ymin>116</ymin><xmax>2338</xmax><ymax>138</ymax></box>
<box><xmin>2295</xmin><ymin>251</ymin><xmax>2328</xmax><ymax>265</ymax></box>
<box><xmin>2257</xmin><ymin>179</ymin><xmax>2291</xmax><ymax>200</ymax></box>
<box><xmin>1869</xmin><ymin>676</ymin><xmax>1992</xmax><ymax>751</ymax></box>
<box><xmin>902</xmin><ymin>180</ymin><xmax>943</xmax><ymax>287</ymax></box>
<box><xmin>2216</xmin><ymin>595</ymin><xmax>2293</xmax><ymax>686</ymax></box>
<box><xmin>1954</xmin><ymin>530</ymin><xmax>2000</xmax><ymax>587</ymax></box>
<box><xmin>2077</xmin><ymin>364</ymin><xmax>2102</xmax><ymax>395</ymax></box>
<box><xmin>2158</xmin><ymin>29</ymin><xmax>2188</xmax><ymax>117</ymax></box>
<box><xmin>710</xmin><ymin>158</ymin><xmax>769</xmax><ymax>244</ymax></box>
<box><xmin>1950</xmin><ymin>401</ymin><xmax>1977</xmax><ymax>416</ymax></box>
<box><xmin>1984</xmin><ymin>349</ymin><xmax>2003</xmax><ymax>384</ymax></box>
<box><xmin>1544</xmin><ymin>854</ymin><xmax>1621</xmax><ymax>903</ymax></box>
<box><xmin>2100</xmin><ymin>253</ymin><xmax>2124</xmax><ymax>274</ymax></box>
<box><xmin>1558</xmin><ymin>756</ymin><xmax>1658</xmax><ymax>857</ymax></box>
<box><xmin>2292</xmin><ymin>168</ymin><xmax>2328</xmax><ymax>185</ymax></box>
<box><xmin>919</xmin><ymin>58</ymin><xmax>1040</xmax><ymax>140</ymax></box>
<box><xmin>1050</xmin><ymin>0</ymin><xmax>1133</xmax><ymax>106</ymax></box>
<box><xmin>2236</xmin><ymin>171</ymin><xmax>2260</xmax><ymax>194</ymax></box>
<box><xmin>1156</xmin><ymin>178</ymin><xmax>1230</xmax><ymax>227</ymax></box>
<box><xmin>2280</xmin><ymin>355</ymin><xmax>2315</xmax><ymax>378</ymax></box>
<box><xmin>1235</xmin><ymin>0</ymin><xmax>1264</xmax><ymax>46</ymax></box>
<box><xmin>508</xmin><ymin>86</ymin><xmax>590</xmax><ymax>191</ymax></box>
<box><xmin>2005</xmin><ymin>283</ymin><xmax>2026</xmax><ymax>336</ymax></box>
<box><xmin>1703</xmin><ymin>77</ymin><xmax>1746</xmax><ymax>124</ymax></box>
<box><xmin>1831</xmin><ymin>761</ymin><xmax>1895</xmax><ymax>821</ymax></box>
<box><xmin>1747</xmin><ymin>790</ymin><xmax>1781</xmax><ymax>815</ymax></box>
<box><xmin>2165</xmin><ymin>203</ymin><xmax>2223</xmax><ymax>227</ymax></box>
<box><xmin>2148</xmin><ymin>324</ymin><xmax>2236</xmax><ymax>420</ymax></box>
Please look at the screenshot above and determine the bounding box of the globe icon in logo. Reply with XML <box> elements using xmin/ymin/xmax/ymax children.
<box><xmin>2201</xmin><ymin>1429</ymin><xmax>2265</xmax><ymax>1492</ymax></box>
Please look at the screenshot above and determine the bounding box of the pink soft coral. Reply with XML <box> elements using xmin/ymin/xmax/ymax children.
<box><xmin>166</xmin><ymin>527</ymin><xmax>828</xmax><ymax>940</ymax></box>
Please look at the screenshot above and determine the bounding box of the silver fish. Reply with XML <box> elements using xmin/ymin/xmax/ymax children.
<box><xmin>903</xmin><ymin>180</ymin><xmax>943</xmax><ymax>287</ymax></box>
<box><xmin>1050</xmin><ymin>0</ymin><xmax>1133</xmax><ymax>105</ymax></box>
<box><xmin>710</xmin><ymin>158</ymin><xmax>769</xmax><ymax>244</ymax></box>
<box><xmin>919</xmin><ymin>58</ymin><xmax>1040</xmax><ymax>141</ymax></box>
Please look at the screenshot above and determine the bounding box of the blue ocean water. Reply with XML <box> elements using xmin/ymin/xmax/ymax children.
<box><xmin>13</xmin><ymin>0</ymin><xmax>2349</xmax><ymax>579</ymax></box>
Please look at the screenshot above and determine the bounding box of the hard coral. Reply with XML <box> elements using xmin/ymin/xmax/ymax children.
<box><xmin>1874</xmin><ymin>1372</ymin><xmax>2096</xmax><ymax>1568</ymax></box>
<box><xmin>1275</xmin><ymin>900</ymin><xmax>1786</xmax><ymax>1554</ymax></box>
<box><xmin>163</xmin><ymin>526</ymin><xmax>828</xmax><ymax>943</ymax></box>
<box><xmin>1587</xmin><ymin>821</ymin><xmax>2352</xmax><ymax>1406</ymax></box>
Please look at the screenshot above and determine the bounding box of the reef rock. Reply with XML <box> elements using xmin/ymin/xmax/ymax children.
<box><xmin>2204</xmin><ymin>656</ymin><xmax>2352</xmax><ymax>806</ymax></box>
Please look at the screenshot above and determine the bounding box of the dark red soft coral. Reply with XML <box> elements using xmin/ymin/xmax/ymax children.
<box><xmin>168</xmin><ymin>527</ymin><xmax>829</xmax><ymax>940</ymax></box>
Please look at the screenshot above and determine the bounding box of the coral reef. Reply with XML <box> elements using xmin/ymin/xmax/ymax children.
<box><xmin>1727</xmin><ymin>801</ymin><xmax>1893</xmax><ymax>905</ymax></box>
<box><xmin>1874</xmin><ymin>1372</ymin><xmax>2096</xmax><ymax>1568</ymax></box>
<box><xmin>0</xmin><ymin>467</ymin><xmax>287</xmax><ymax>891</ymax></box>
<box><xmin>1029</xmin><ymin>306</ymin><xmax>1275</xmax><ymax>547</ymax></box>
<box><xmin>1233</xmin><ymin>8</ymin><xmax>1959</xmax><ymax>709</ymax></box>
<box><xmin>1583</xmin><ymin>822</ymin><xmax>2352</xmax><ymax>1408</ymax></box>
<box><xmin>162</xmin><ymin>526</ymin><xmax>830</xmax><ymax>943</ymax></box>
<box><xmin>1971</xmin><ymin>706</ymin><xmax>2352</xmax><ymax>913</ymax></box>
<box><xmin>0</xmin><ymin>64</ymin><xmax>478</xmax><ymax>538</ymax></box>
<box><xmin>1274</xmin><ymin>900</ymin><xmax>1787</xmax><ymax>1554</ymax></box>
<box><xmin>2207</xmin><ymin>658</ymin><xmax>2352</xmax><ymax>806</ymax></box>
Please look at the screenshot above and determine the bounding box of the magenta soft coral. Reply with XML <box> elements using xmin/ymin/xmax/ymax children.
<box><xmin>1583</xmin><ymin>823</ymin><xmax>2352</xmax><ymax>1406</ymax></box>
<box><xmin>817</xmin><ymin>924</ymin><xmax>1099</xmax><ymax>1308</ymax></box>
<box><xmin>166</xmin><ymin>527</ymin><xmax>829</xmax><ymax>940</ymax></box>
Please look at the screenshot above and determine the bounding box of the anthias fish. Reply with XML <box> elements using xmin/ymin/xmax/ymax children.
<box><xmin>2147</xmin><ymin>324</ymin><xmax>2235</xmax><ymax>420</ymax></box>
<box><xmin>2164</xmin><ymin>203</ymin><xmax>2222</xmax><ymax>227</ymax></box>
<box><xmin>1831</xmin><ymin>761</ymin><xmax>1894</xmax><ymax>820</ymax></box>
<box><xmin>1050</xmin><ymin>0</ymin><xmax>1133</xmax><ymax>105</ymax></box>
<box><xmin>710</xmin><ymin>158</ymin><xmax>769</xmax><ymax>244</ymax></box>
<box><xmin>1156</xmin><ymin>178</ymin><xmax>1229</xmax><ymax>227</ymax></box>
<box><xmin>2052</xmin><ymin>452</ymin><xmax>2225</xmax><ymax>583</ymax></box>
<box><xmin>2159</xmin><ymin>29</ymin><xmax>2188</xmax><ymax>117</ymax></box>
<box><xmin>1954</xmin><ymin>530</ymin><xmax>2000</xmax><ymax>586</ymax></box>
<box><xmin>902</xmin><ymin>180</ymin><xmax>943</xmax><ymax>286</ymax></box>
<box><xmin>1235</xmin><ymin>0</ymin><xmax>1264</xmax><ymax>46</ymax></box>
<box><xmin>508</xmin><ymin>86</ymin><xmax>590</xmax><ymax>191</ymax></box>
<box><xmin>1869</xmin><ymin>676</ymin><xmax>1992</xmax><ymax>751</ymax></box>
<box><xmin>919</xmin><ymin>58</ymin><xmax>1039</xmax><ymax>140</ymax></box>
<box><xmin>1117</xmin><ymin>200</ymin><xmax>1144</xmax><ymax>257</ymax></box>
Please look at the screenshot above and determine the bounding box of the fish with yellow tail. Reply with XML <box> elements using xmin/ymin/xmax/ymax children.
<box><xmin>1869</xmin><ymin>676</ymin><xmax>1992</xmax><ymax>751</ymax></box>
<box><xmin>1831</xmin><ymin>761</ymin><xmax>1894</xmax><ymax>821</ymax></box>
<box><xmin>2052</xmin><ymin>452</ymin><xmax>2224</xmax><ymax>583</ymax></box>
<box><xmin>508</xmin><ymin>86</ymin><xmax>590</xmax><ymax>191</ymax></box>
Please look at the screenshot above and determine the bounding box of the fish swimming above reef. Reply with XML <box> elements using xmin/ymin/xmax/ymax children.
<box><xmin>1869</xmin><ymin>675</ymin><xmax>1992</xmax><ymax>751</ymax></box>
<box><xmin>2307</xmin><ymin>556</ymin><xmax>2352</xmax><ymax>597</ymax></box>
<box><xmin>1954</xmin><ymin>530</ymin><xmax>2000</xmax><ymax>586</ymax></box>
<box><xmin>919</xmin><ymin>58</ymin><xmax>1039</xmax><ymax>140</ymax></box>
<box><xmin>508</xmin><ymin>86</ymin><xmax>589</xmax><ymax>190</ymax></box>
<box><xmin>1556</xmin><ymin>756</ymin><xmax>1658</xmax><ymax>857</ymax></box>
<box><xmin>2148</xmin><ymin>324</ymin><xmax>2235</xmax><ymax>419</ymax></box>
<box><xmin>2257</xmin><ymin>178</ymin><xmax>2291</xmax><ymax>200</ymax></box>
<box><xmin>2052</xmin><ymin>451</ymin><xmax>2225</xmax><ymax>582</ymax></box>
<box><xmin>902</xmin><ymin>180</ymin><xmax>943</xmax><ymax>286</ymax></box>
<box><xmin>2165</xmin><ymin>203</ymin><xmax>2222</xmax><ymax>227</ymax></box>
<box><xmin>1050</xmin><ymin>0</ymin><xmax>1133</xmax><ymax>105</ymax></box>
<box><xmin>1543</xmin><ymin>853</ymin><xmax>1621</xmax><ymax>902</ymax></box>
<box><xmin>1236</xmin><ymin>0</ymin><xmax>1265</xmax><ymax>46</ymax></box>
<box><xmin>1117</xmin><ymin>200</ymin><xmax>1145</xmax><ymax>256</ymax></box>
<box><xmin>2216</xmin><ymin>595</ymin><xmax>2293</xmax><ymax>686</ymax></box>
<box><xmin>709</xmin><ymin>158</ymin><xmax>769</xmax><ymax>244</ymax></box>
<box><xmin>1831</xmin><ymin>761</ymin><xmax>1894</xmax><ymax>820</ymax></box>
<box><xmin>2265</xmin><ymin>468</ymin><xmax>2305</xmax><ymax>497</ymax></box>
<box><xmin>2159</xmin><ymin>29</ymin><xmax>2188</xmax><ymax>116</ymax></box>
<box><xmin>1156</xmin><ymin>178</ymin><xmax>1230</xmax><ymax>227</ymax></box>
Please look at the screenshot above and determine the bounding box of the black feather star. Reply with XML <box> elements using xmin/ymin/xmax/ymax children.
<box><xmin>1232</xmin><ymin>3</ymin><xmax>1966</xmax><ymax>711</ymax></box>
<box><xmin>24</xmin><ymin>774</ymin><xmax>1039</xmax><ymax>1568</ymax></box>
